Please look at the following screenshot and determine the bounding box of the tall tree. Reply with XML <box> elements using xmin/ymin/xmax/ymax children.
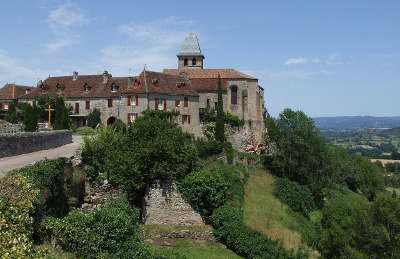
<box><xmin>215</xmin><ymin>74</ymin><xmax>225</xmax><ymax>142</ymax></box>
<box><xmin>54</xmin><ymin>96</ymin><xmax>70</xmax><ymax>130</ymax></box>
<box><xmin>87</xmin><ymin>108</ymin><xmax>101</xmax><ymax>128</ymax></box>
<box><xmin>23</xmin><ymin>103</ymin><xmax>38</xmax><ymax>132</ymax></box>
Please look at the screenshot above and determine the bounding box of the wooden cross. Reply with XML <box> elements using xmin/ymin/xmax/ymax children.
<box><xmin>45</xmin><ymin>104</ymin><xmax>54</xmax><ymax>128</ymax></box>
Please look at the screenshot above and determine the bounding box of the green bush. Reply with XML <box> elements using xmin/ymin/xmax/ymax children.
<box><xmin>23</xmin><ymin>103</ymin><xmax>38</xmax><ymax>132</ymax></box>
<box><xmin>54</xmin><ymin>96</ymin><xmax>70</xmax><ymax>130</ymax></box>
<box><xmin>75</xmin><ymin>126</ymin><xmax>96</xmax><ymax>135</ymax></box>
<box><xmin>40</xmin><ymin>198</ymin><xmax>143</xmax><ymax>258</ymax></box>
<box><xmin>194</xmin><ymin>138</ymin><xmax>223</xmax><ymax>158</ymax></box>
<box><xmin>0</xmin><ymin>174</ymin><xmax>40</xmax><ymax>258</ymax></box>
<box><xmin>179</xmin><ymin>162</ymin><xmax>244</xmax><ymax>218</ymax></box>
<box><xmin>87</xmin><ymin>108</ymin><xmax>101</xmax><ymax>128</ymax></box>
<box><xmin>111</xmin><ymin>118</ymin><xmax>127</xmax><ymax>133</ymax></box>
<box><xmin>273</xmin><ymin>177</ymin><xmax>316</xmax><ymax>216</ymax></box>
<box><xmin>210</xmin><ymin>205</ymin><xmax>305</xmax><ymax>259</ymax></box>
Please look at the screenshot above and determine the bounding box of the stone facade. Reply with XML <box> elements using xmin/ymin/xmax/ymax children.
<box><xmin>143</xmin><ymin>181</ymin><xmax>204</xmax><ymax>226</ymax></box>
<box><xmin>0</xmin><ymin>130</ymin><xmax>72</xmax><ymax>158</ymax></box>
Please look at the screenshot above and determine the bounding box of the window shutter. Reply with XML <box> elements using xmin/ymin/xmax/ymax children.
<box><xmin>155</xmin><ymin>98</ymin><xmax>158</xmax><ymax>110</ymax></box>
<box><xmin>163</xmin><ymin>99</ymin><xmax>166</xmax><ymax>110</ymax></box>
<box><xmin>184</xmin><ymin>97</ymin><xmax>188</xmax><ymax>107</ymax></box>
<box><xmin>188</xmin><ymin>115</ymin><xmax>191</xmax><ymax>124</ymax></box>
<box><xmin>127</xmin><ymin>113</ymin><xmax>131</xmax><ymax>123</ymax></box>
<box><xmin>128</xmin><ymin>96</ymin><xmax>131</xmax><ymax>106</ymax></box>
<box><xmin>136</xmin><ymin>95</ymin><xmax>138</xmax><ymax>106</ymax></box>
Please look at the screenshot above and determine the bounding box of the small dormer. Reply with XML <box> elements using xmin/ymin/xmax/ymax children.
<box><xmin>176</xmin><ymin>82</ymin><xmax>186</xmax><ymax>88</ymax></box>
<box><xmin>56</xmin><ymin>83</ymin><xmax>65</xmax><ymax>94</ymax></box>
<box><xmin>111</xmin><ymin>83</ymin><xmax>119</xmax><ymax>93</ymax></box>
<box><xmin>151</xmin><ymin>78</ymin><xmax>159</xmax><ymax>87</ymax></box>
<box><xmin>103</xmin><ymin>71</ymin><xmax>111</xmax><ymax>84</ymax></box>
<box><xmin>133</xmin><ymin>79</ymin><xmax>141</xmax><ymax>89</ymax></box>
<box><xmin>25</xmin><ymin>89</ymin><xmax>31</xmax><ymax>95</ymax></box>
<box><xmin>83</xmin><ymin>83</ymin><xmax>91</xmax><ymax>92</ymax></box>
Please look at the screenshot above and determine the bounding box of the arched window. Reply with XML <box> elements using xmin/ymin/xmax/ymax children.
<box><xmin>184</xmin><ymin>59</ymin><xmax>188</xmax><ymax>66</ymax></box>
<box><xmin>231</xmin><ymin>85</ymin><xmax>238</xmax><ymax>105</ymax></box>
<box><xmin>192</xmin><ymin>58</ymin><xmax>196</xmax><ymax>65</ymax></box>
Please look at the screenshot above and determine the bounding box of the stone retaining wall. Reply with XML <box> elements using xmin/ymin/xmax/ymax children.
<box><xmin>0</xmin><ymin>130</ymin><xmax>72</xmax><ymax>158</ymax></box>
<box><xmin>143</xmin><ymin>181</ymin><xmax>204</xmax><ymax>226</ymax></box>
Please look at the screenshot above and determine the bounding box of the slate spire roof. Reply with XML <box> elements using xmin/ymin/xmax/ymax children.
<box><xmin>177</xmin><ymin>32</ymin><xmax>204</xmax><ymax>57</ymax></box>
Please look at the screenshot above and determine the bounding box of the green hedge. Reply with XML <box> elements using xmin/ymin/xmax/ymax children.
<box><xmin>273</xmin><ymin>177</ymin><xmax>316</xmax><ymax>216</ymax></box>
<box><xmin>210</xmin><ymin>205</ymin><xmax>307</xmax><ymax>259</ymax></box>
<box><xmin>194</xmin><ymin>138</ymin><xmax>223</xmax><ymax>158</ymax></box>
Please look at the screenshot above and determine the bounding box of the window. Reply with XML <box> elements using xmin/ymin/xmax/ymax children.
<box><xmin>182</xmin><ymin>115</ymin><xmax>191</xmax><ymax>125</ymax></box>
<box><xmin>84</xmin><ymin>84</ymin><xmax>91</xmax><ymax>92</ymax></box>
<box><xmin>158</xmin><ymin>99</ymin><xmax>165</xmax><ymax>110</ymax></box>
<box><xmin>184</xmin><ymin>59</ymin><xmax>188</xmax><ymax>66</ymax></box>
<box><xmin>184</xmin><ymin>97</ymin><xmax>188</xmax><ymax>107</ymax></box>
<box><xmin>206</xmin><ymin>99</ymin><xmax>210</xmax><ymax>108</ymax></box>
<box><xmin>231</xmin><ymin>85</ymin><xmax>238</xmax><ymax>105</ymax></box>
<box><xmin>155</xmin><ymin>98</ymin><xmax>159</xmax><ymax>110</ymax></box>
<box><xmin>108</xmin><ymin>99</ymin><xmax>113</xmax><ymax>108</ymax></box>
<box><xmin>85</xmin><ymin>100</ymin><xmax>90</xmax><ymax>110</ymax></box>
<box><xmin>175</xmin><ymin>99</ymin><xmax>181</xmax><ymax>107</ymax></box>
<box><xmin>127</xmin><ymin>96</ymin><xmax>131</xmax><ymax>106</ymax></box>
<box><xmin>192</xmin><ymin>58</ymin><xmax>196</xmax><ymax>65</ymax></box>
<box><xmin>128</xmin><ymin>113</ymin><xmax>138</xmax><ymax>123</ymax></box>
<box><xmin>215</xmin><ymin>102</ymin><xmax>217</xmax><ymax>108</ymax></box>
<box><xmin>135</xmin><ymin>96</ymin><xmax>138</xmax><ymax>106</ymax></box>
<box><xmin>75</xmin><ymin>103</ymin><xmax>79</xmax><ymax>114</ymax></box>
<box><xmin>111</xmin><ymin>84</ymin><xmax>119</xmax><ymax>93</ymax></box>
<box><xmin>4</xmin><ymin>103</ymin><xmax>9</xmax><ymax>110</ymax></box>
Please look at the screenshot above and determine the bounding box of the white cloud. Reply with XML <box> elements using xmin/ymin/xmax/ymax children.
<box><xmin>99</xmin><ymin>17</ymin><xmax>196</xmax><ymax>75</ymax></box>
<box><xmin>311</xmin><ymin>58</ymin><xmax>320</xmax><ymax>64</ymax></box>
<box><xmin>284</xmin><ymin>57</ymin><xmax>307</xmax><ymax>65</ymax></box>
<box><xmin>45</xmin><ymin>1</ymin><xmax>88</xmax><ymax>53</ymax></box>
<box><xmin>267</xmin><ymin>69</ymin><xmax>332</xmax><ymax>80</ymax></box>
<box><xmin>325</xmin><ymin>53</ymin><xmax>343</xmax><ymax>65</ymax></box>
<box><xmin>0</xmin><ymin>50</ymin><xmax>62</xmax><ymax>86</ymax></box>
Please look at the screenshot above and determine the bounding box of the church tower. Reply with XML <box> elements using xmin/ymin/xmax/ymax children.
<box><xmin>177</xmin><ymin>32</ymin><xmax>204</xmax><ymax>69</ymax></box>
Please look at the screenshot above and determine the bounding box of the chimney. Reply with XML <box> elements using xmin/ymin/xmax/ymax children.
<box><xmin>72</xmin><ymin>71</ymin><xmax>78</xmax><ymax>81</ymax></box>
<box><xmin>12</xmin><ymin>84</ymin><xmax>15</xmax><ymax>99</ymax></box>
<box><xmin>103</xmin><ymin>71</ymin><xmax>110</xmax><ymax>84</ymax></box>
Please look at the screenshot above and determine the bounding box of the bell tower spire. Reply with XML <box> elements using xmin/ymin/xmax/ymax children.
<box><xmin>177</xmin><ymin>32</ymin><xmax>204</xmax><ymax>69</ymax></box>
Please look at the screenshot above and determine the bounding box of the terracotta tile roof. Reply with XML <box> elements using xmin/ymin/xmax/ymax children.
<box><xmin>20</xmin><ymin>70</ymin><xmax>198</xmax><ymax>100</ymax></box>
<box><xmin>163</xmin><ymin>68</ymin><xmax>257</xmax><ymax>80</ymax></box>
<box><xmin>0</xmin><ymin>84</ymin><xmax>34</xmax><ymax>100</ymax></box>
<box><xmin>123</xmin><ymin>70</ymin><xmax>198</xmax><ymax>96</ymax></box>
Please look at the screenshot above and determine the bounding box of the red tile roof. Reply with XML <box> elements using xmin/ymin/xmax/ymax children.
<box><xmin>20</xmin><ymin>70</ymin><xmax>198</xmax><ymax>100</ymax></box>
<box><xmin>0</xmin><ymin>84</ymin><xmax>34</xmax><ymax>100</ymax></box>
<box><xmin>163</xmin><ymin>68</ymin><xmax>256</xmax><ymax>80</ymax></box>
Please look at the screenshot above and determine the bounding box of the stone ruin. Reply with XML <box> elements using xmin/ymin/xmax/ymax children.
<box><xmin>142</xmin><ymin>181</ymin><xmax>204</xmax><ymax>226</ymax></box>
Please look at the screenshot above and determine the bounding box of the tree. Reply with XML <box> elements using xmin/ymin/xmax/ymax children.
<box><xmin>23</xmin><ymin>103</ymin><xmax>38</xmax><ymax>132</ymax></box>
<box><xmin>87</xmin><ymin>108</ymin><xmax>101</xmax><ymax>128</ymax></box>
<box><xmin>54</xmin><ymin>96</ymin><xmax>70</xmax><ymax>130</ymax></box>
<box><xmin>215</xmin><ymin>74</ymin><xmax>225</xmax><ymax>142</ymax></box>
<box><xmin>4</xmin><ymin>101</ymin><xmax>19</xmax><ymax>123</ymax></box>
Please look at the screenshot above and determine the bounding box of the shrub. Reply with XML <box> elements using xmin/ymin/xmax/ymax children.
<box><xmin>75</xmin><ymin>126</ymin><xmax>96</xmax><ymax>135</ymax></box>
<box><xmin>40</xmin><ymin>198</ymin><xmax>142</xmax><ymax>258</ymax></box>
<box><xmin>273</xmin><ymin>177</ymin><xmax>316</xmax><ymax>216</ymax></box>
<box><xmin>23</xmin><ymin>103</ymin><xmax>38</xmax><ymax>132</ymax></box>
<box><xmin>194</xmin><ymin>138</ymin><xmax>223</xmax><ymax>158</ymax></box>
<box><xmin>54</xmin><ymin>96</ymin><xmax>70</xmax><ymax>130</ymax></box>
<box><xmin>111</xmin><ymin>118</ymin><xmax>127</xmax><ymax>133</ymax></box>
<box><xmin>0</xmin><ymin>174</ymin><xmax>40</xmax><ymax>258</ymax></box>
<box><xmin>87</xmin><ymin>108</ymin><xmax>101</xmax><ymax>128</ymax></box>
<box><xmin>179</xmin><ymin>162</ymin><xmax>244</xmax><ymax>218</ymax></box>
<box><xmin>210</xmin><ymin>205</ymin><xmax>304</xmax><ymax>259</ymax></box>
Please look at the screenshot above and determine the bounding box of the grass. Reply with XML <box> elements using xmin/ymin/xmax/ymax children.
<box><xmin>148</xmin><ymin>239</ymin><xmax>242</xmax><ymax>259</ymax></box>
<box><xmin>35</xmin><ymin>244</ymin><xmax>76</xmax><ymax>259</ymax></box>
<box><xmin>242</xmin><ymin>168</ymin><xmax>319</xmax><ymax>258</ymax></box>
<box><xmin>386</xmin><ymin>187</ymin><xmax>400</xmax><ymax>196</ymax></box>
<box><xmin>145</xmin><ymin>224</ymin><xmax>241</xmax><ymax>259</ymax></box>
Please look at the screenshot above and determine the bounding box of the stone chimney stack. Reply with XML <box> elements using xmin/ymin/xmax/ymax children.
<box><xmin>72</xmin><ymin>71</ymin><xmax>78</xmax><ymax>81</ymax></box>
<box><xmin>12</xmin><ymin>84</ymin><xmax>15</xmax><ymax>98</ymax></box>
<box><xmin>103</xmin><ymin>71</ymin><xmax>110</xmax><ymax>84</ymax></box>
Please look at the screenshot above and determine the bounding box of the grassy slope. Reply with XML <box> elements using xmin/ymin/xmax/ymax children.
<box><xmin>145</xmin><ymin>225</ymin><xmax>241</xmax><ymax>259</ymax></box>
<box><xmin>242</xmin><ymin>167</ymin><xmax>319</xmax><ymax>257</ymax></box>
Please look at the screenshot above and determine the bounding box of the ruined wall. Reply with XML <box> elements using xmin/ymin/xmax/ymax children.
<box><xmin>0</xmin><ymin>130</ymin><xmax>72</xmax><ymax>158</ymax></box>
<box><xmin>143</xmin><ymin>181</ymin><xmax>204</xmax><ymax>226</ymax></box>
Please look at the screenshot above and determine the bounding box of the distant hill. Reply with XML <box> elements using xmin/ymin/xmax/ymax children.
<box><xmin>313</xmin><ymin>116</ymin><xmax>400</xmax><ymax>130</ymax></box>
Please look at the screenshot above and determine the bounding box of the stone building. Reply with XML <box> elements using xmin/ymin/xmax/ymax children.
<box><xmin>0</xmin><ymin>83</ymin><xmax>33</xmax><ymax>110</ymax></box>
<box><xmin>16</xmin><ymin>33</ymin><xmax>265</xmax><ymax>142</ymax></box>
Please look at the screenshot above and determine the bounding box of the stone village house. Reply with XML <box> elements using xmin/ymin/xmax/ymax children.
<box><xmin>2</xmin><ymin>33</ymin><xmax>266</xmax><ymax>142</ymax></box>
<box><xmin>0</xmin><ymin>83</ymin><xmax>33</xmax><ymax>110</ymax></box>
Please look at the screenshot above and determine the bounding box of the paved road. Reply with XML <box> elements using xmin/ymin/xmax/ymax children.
<box><xmin>0</xmin><ymin>135</ymin><xmax>83</xmax><ymax>177</ymax></box>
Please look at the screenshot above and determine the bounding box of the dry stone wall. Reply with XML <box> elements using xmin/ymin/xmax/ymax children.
<box><xmin>0</xmin><ymin>130</ymin><xmax>72</xmax><ymax>158</ymax></box>
<box><xmin>143</xmin><ymin>181</ymin><xmax>204</xmax><ymax>226</ymax></box>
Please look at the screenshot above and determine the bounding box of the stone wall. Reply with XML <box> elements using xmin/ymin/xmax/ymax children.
<box><xmin>143</xmin><ymin>181</ymin><xmax>204</xmax><ymax>226</ymax></box>
<box><xmin>0</xmin><ymin>130</ymin><xmax>72</xmax><ymax>158</ymax></box>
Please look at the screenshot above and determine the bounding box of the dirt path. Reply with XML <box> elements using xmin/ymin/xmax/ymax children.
<box><xmin>0</xmin><ymin>135</ymin><xmax>83</xmax><ymax>177</ymax></box>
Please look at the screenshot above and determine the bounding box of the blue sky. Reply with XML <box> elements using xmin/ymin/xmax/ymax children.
<box><xmin>0</xmin><ymin>1</ymin><xmax>399</xmax><ymax>116</ymax></box>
